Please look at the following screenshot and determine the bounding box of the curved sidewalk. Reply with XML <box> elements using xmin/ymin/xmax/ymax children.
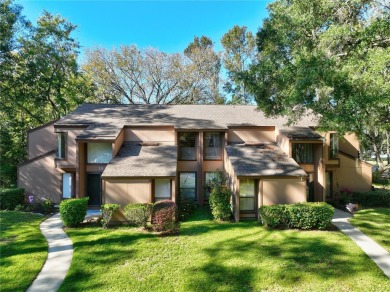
<box><xmin>27</xmin><ymin>213</ymin><xmax>73</xmax><ymax>292</ymax></box>
<box><xmin>332</xmin><ymin>209</ymin><xmax>390</xmax><ymax>278</ymax></box>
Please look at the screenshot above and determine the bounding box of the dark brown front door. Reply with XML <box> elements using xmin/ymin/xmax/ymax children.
<box><xmin>86</xmin><ymin>173</ymin><xmax>101</xmax><ymax>206</ymax></box>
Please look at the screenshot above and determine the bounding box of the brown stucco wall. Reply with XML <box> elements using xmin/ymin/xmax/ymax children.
<box><xmin>262</xmin><ymin>178</ymin><xmax>306</xmax><ymax>206</ymax></box>
<box><xmin>224</xmin><ymin>148</ymin><xmax>239</xmax><ymax>221</ymax></box>
<box><xmin>28</xmin><ymin>122</ymin><xmax>56</xmax><ymax>160</ymax></box>
<box><xmin>113</xmin><ymin>129</ymin><xmax>125</xmax><ymax>157</ymax></box>
<box><xmin>104</xmin><ymin>178</ymin><xmax>152</xmax><ymax>221</ymax></box>
<box><xmin>124</xmin><ymin>127</ymin><xmax>175</xmax><ymax>143</ymax></box>
<box><xmin>18</xmin><ymin>153</ymin><xmax>62</xmax><ymax>203</ymax></box>
<box><xmin>227</xmin><ymin>128</ymin><xmax>275</xmax><ymax>144</ymax></box>
<box><xmin>275</xmin><ymin>129</ymin><xmax>290</xmax><ymax>155</ymax></box>
<box><xmin>332</xmin><ymin>154</ymin><xmax>372</xmax><ymax>193</ymax></box>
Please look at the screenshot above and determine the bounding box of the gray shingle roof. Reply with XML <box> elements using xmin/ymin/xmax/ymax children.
<box><xmin>279</xmin><ymin>127</ymin><xmax>322</xmax><ymax>140</ymax></box>
<box><xmin>55</xmin><ymin>104</ymin><xmax>318</xmax><ymax>131</ymax></box>
<box><xmin>225</xmin><ymin>144</ymin><xmax>307</xmax><ymax>177</ymax></box>
<box><xmin>102</xmin><ymin>142</ymin><xmax>177</xmax><ymax>177</ymax></box>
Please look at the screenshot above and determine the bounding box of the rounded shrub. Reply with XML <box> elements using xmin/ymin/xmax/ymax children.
<box><xmin>59</xmin><ymin>197</ymin><xmax>89</xmax><ymax>227</ymax></box>
<box><xmin>124</xmin><ymin>203</ymin><xmax>152</xmax><ymax>228</ymax></box>
<box><xmin>259</xmin><ymin>205</ymin><xmax>288</xmax><ymax>228</ymax></box>
<box><xmin>0</xmin><ymin>188</ymin><xmax>25</xmax><ymax>210</ymax></box>
<box><xmin>101</xmin><ymin>204</ymin><xmax>120</xmax><ymax>228</ymax></box>
<box><xmin>152</xmin><ymin>200</ymin><xmax>178</xmax><ymax>233</ymax></box>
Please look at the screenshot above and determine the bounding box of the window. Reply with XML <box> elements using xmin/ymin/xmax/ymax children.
<box><xmin>179</xmin><ymin>172</ymin><xmax>196</xmax><ymax>200</ymax></box>
<box><xmin>329</xmin><ymin>133</ymin><xmax>339</xmax><ymax>159</ymax></box>
<box><xmin>87</xmin><ymin>143</ymin><xmax>112</xmax><ymax>163</ymax></box>
<box><xmin>56</xmin><ymin>132</ymin><xmax>66</xmax><ymax>159</ymax></box>
<box><xmin>204</xmin><ymin>172</ymin><xmax>218</xmax><ymax>200</ymax></box>
<box><xmin>62</xmin><ymin>173</ymin><xmax>73</xmax><ymax>199</ymax></box>
<box><xmin>292</xmin><ymin>143</ymin><xmax>313</xmax><ymax>163</ymax></box>
<box><xmin>239</xmin><ymin>179</ymin><xmax>256</xmax><ymax>211</ymax></box>
<box><xmin>154</xmin><ymin>179</ymin><xmax>171</xmax><ymax>202</ymax></box>
<box><xmin>178</xmin><ymin>132</ymin><xmax>196</xmax><ymax>160</ymax></box>
<box><xmin>204</xmin><ymin>132</ymin><xmax>222</xmax><ymax>160</ymax></box>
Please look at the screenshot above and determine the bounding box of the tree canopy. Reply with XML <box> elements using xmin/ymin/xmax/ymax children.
<box><xmin>241</xmin><ymin>0</ymin><xmax>390</xmax><ymax>170</ymax></box>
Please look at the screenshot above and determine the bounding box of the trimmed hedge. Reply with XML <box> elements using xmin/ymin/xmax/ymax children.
<box><xmin>259</xmin><ymin>202</ymin><xmax>334</xmax><ymax>230</ymax></box>
<box><xmin>59</xmin><ymin>197</ymin><xmax>89</xmax><ymax>227</ymax></box>
<box><xmin>152</xmin><ymin>200</ymin><xmax>178</xmax><ymax>233</ymax></box>
<box><xmin>124</xmin><ymin>203</ymin><xmax>152</xmax><ymax>228</ymax></box>
<box><xmin>352</xmin><ymin>190</ymin><xmax>390</xmax><ymax>207</ymax></box>
<box><xmin>0</xmin><ymin>188</ymin><xmax>25</xmax><ymax>210</ymax></box>
<box><xmin>101</xmin><ymin>204</ymin><xmax>120</xmax><ymax>228</ymax></box>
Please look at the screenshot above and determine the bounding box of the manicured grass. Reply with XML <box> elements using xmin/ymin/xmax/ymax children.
<box><xmin>0</xmin><ymin>211</ymin><xmax>48</xmax><ymax>292</ymax></box>
<box><xmin>350</xmin><ymin>208</ymin><xmax>390</xmax><ymax>252</ymax></box>
<box><xmin>60</xmin><ymin>207</ymin><xmax>390</xmax><ymax>291</ymax></box>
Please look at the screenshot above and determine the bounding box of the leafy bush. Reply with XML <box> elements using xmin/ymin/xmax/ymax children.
<box><xmin>101</xmin><ymin>204</ymin><xmax>120</xmax><ymax>228</ymax></box>
<box><xmin>124</xmin><ymin>203</ymin><xmax>152</xmax><ymax>228</ymax></box>
<box><xmin>0</xmin><ymin>188</ymin><xmax>25</xmax><ymax>210</ymax></box>
<box><xmin>40</xmin><ymin>198</ymin><xmax>55</xmax><ymax>214</ymax></box>
<box><xmin>259</xmin><ymin>205</ymin><xmax>288</xmax><ymax>228</ymax></box>
<box><xmin>352</xmin><ymin>190</ymin><xmax>390</xmax><ymax>207</ymax></box>
<box><xmin>286</xmin><ymin>203</ymin><xmax>334</xmax><ymax>230</ymax></box>
<box><xmin>373</xmin><ymin>170</ymin><xmax>390</xmax><ymax>187</ymax></box>
<box><xmin>59</xmin><ymin>197</ymin><xmax>89</xmax><ymax>227</ymax></box>
<box><xmin>177</xmin><ymin>196</ymin><xmax>197</xmax><ymax>221</ymax></box>
<box><xmin>259</xmin><ymin>202</ymin><xmax>334</xmax><ymax>230</ymax></box>
<box><xmin>152</xmin><ymin>200</ymin><xmax>178</xmax><ymax>233</ymax></box>
<box><xmin>208</xmin><ymin>170</ymin><xmax>232</xmax><ymax>221</ymax></box>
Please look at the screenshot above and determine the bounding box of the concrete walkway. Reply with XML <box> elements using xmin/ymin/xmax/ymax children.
<box><xmin>27</xmin><ymin>213</ymin><xmax>73</xmax><ymax>292</ymax></box>
<box><xmin>332</xmin><ymin>209</ymin><xmax>390</xmax><ymax>278</ymax></box>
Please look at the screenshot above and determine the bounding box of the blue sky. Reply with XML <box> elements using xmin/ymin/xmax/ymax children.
<box><xmin>17</xmin><ymin>0</ymin><xmax>272</xmax><ymax>61</ymax></box>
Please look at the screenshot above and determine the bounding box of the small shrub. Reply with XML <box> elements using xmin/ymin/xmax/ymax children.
<box><xmin>59</xmin><ymin>197</ymin><xmax>89</xmax><ymax>227</ymax></box>
<box><xmin>0</xmin><ymin>188</ymin><xmax>25</xmax><ymax>210</ymax></box>
<box><xmin>208</xmin><ymin>170</ymin><xmax>232</xmax><ymax>221</ymax></box>
<box><xmin>177</xmin><ymin>196</ymin><xmax>197</xmax><ymax>221</ymax></box>
<box><xmin>152</xmin><ymin>200</ymin><xmax>179</xmax><ymax>233</ymax></box>
<box><xmin>259</xmin><ymin>202</ymin><xmax>334</xmax><ymax>230</ymax></box>
<box><xmin>124</xmin><ymin>203</ymin><xmax>152</xmax><ymax>228</ymax></box>
<box><xmin>40</xmin><ymin>198</ymin><xmax>55</xmax><ymax>214</ymax></box>
<box><xmin>259</xmin><ymin>205</ymin><xmax>288</xmax><ymax>228</ymax></box>
<box><xmin>14</xmin><ymin>204</ymin><xmax>25</xmax><ymax>212</ymax></box>
<box><xmin>352</xmin><ymin>190</ymin><xmax>390</xmax><ymax>207</ymax></box>
<box><xmin>101</xmin><ymin>204</ymin><xmax>120</xmax><ymax>228</ymax></box>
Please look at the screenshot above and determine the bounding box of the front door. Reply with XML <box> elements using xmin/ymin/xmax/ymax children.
<box><xmin>87</xmin><ymin>173</ymin><xmax>101</xmax><ymax>206</ymax></box>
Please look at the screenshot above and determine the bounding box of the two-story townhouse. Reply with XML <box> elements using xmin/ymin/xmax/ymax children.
<box><xmin>18</xmin><ymin>104</ymin><xmax>372</xmax><ymax>221</ymax></box>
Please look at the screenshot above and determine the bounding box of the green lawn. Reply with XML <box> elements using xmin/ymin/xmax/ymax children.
<box><xmin>350</xmin><ymin>208</ymin><xmax>390</xmax><ymax>252</ymax></box>
<box><xmin>0</xmin><ymin>211</ymin><xmax>48</xmax><ymax>292</ymax></box>
<box><xmin>61</xmin><ymin>207</ymin><xmax>390</xmax><ymax>291</ymax></box>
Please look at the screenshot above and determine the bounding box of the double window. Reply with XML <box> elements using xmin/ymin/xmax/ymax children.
<box><xmin>329</xmin><ymin>133</ymin><xmax>339</xmax><ymax>159</ymax></box>
<box><xmin>56</xmin><ymin>132</ymin><xmax>66</xmax><ymax>159</ymax></box>
<box><xmin>204</xmin><ymin>132</ymin><xmax>222</xmax><ymax>160</ymax></box>
<box><xmin>87</xmin><ymin>143</ymin><xmax>112</xmax><ymax>164</ymax></box>
<box><xmin>292</xmin><ymin>143</ymin><xmax>313</xmax><ymax>163</ymax></box>
<box><xmin>178</xmin><ymin>133</ymin><xmax>197</xmax><ymax>160</ymax></box>
<box><xmin>179</xmin><ymin>172</ymin><xmax>196</xmax><ymax>200</ymax></box>
<box><xmin>154</xmin><ymin>179</ymin><xmax>171</xmax><ymax>202</ymax></box>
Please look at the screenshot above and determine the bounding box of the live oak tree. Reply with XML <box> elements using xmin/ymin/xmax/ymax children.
<box><xmin>0</xmin><ymin>0</ymin><xmax>93</xmax><ymax>187</ymax></box>
<box><xmin>84</xmin><ymin>39</ymin><xmax>224</xmax><ymax>105</ymax></box>
<box><xmin>221</xmin><ymin>25</ymin><xmax>256</xmax><ymax>104</ymax></box>
<box><xmin>241</xmin><ymin>0</ymin><xmax>390</xmax><ymax>171</ymax></box>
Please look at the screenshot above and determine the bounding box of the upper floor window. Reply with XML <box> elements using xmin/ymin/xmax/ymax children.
<box><xmin>56</xmin><ymin>132</ymin><xmax>66</xmax><ymax>159</ymax></box>
<box><xmin>204</xmin><ymin>132</ymin><xmax>222</xmax><ymax>160</ymax></box>
<box><xmin>87</xmin><ymin>143</ymin><xmax>112</xmax><ymax>163</ymax></box>
<box><xmin>178</xmin><ymin>132</ymin><xmax>196</xmax><ymax>160</ymax></box>
<box><xmin>292</xmin><ymin>143</ymin><xmax>313</xmax><ymax>163</ymax></box>
<box><xmin>329</xmin><ymin>133</ymin><xmax>339</xmax><ymax>159</ymax></box>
